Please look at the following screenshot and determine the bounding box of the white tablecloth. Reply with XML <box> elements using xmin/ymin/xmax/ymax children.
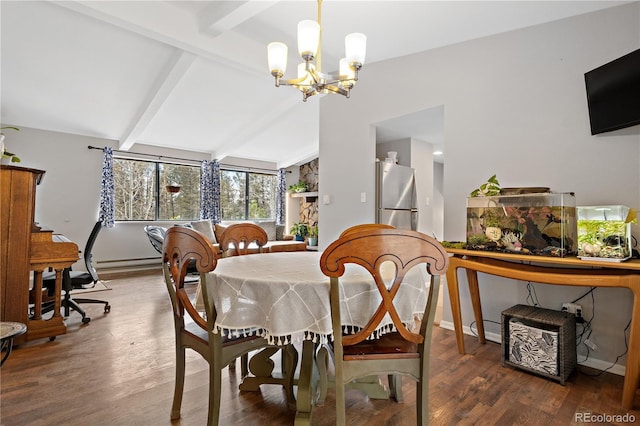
<box><xmin>196</xmin><ymin>251</ymin><xmax>430</xmax><ymax>345</ymax></box>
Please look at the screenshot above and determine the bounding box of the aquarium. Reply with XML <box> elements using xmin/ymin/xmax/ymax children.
<box><xmin>466</xmin><ymin>192</ymin><xmax>577</xmax><ymax>257</ymax></box>
<box><xmin>577</xmin><ymin>205</ymin><xmax>632</xmax><ymax>261</ymax></box>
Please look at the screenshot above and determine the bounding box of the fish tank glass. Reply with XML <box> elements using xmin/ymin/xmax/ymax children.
<box><xmin>466</xmin><ymin>192</ymin><xmax>577</xmax><ymax>257</ymax></box>
<box><xmin>577</xmin><ymin>205</ymin><xmax>632</xmax><ymax>262</ymax></box>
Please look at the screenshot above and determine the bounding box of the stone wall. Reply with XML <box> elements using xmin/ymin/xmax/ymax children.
<box><xmin>298</xmin><ymin>158</ymin><xmax>318</xmax><ymax>228</ymax></box>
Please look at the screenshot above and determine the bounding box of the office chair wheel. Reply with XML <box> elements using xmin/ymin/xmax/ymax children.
<box><xmin>104</xmin><ymin>304</ymin><xmax>111</xmax><ymax>313</ymax></box>
<box><xmin>82</xmin><ymin>316</ymin><xmax>91</xmax><ymax>324</ymax></box>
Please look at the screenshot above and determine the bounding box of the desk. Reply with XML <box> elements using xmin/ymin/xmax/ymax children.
<box><xmin>445</xmin><ymin>248</ymin><xmax>640</xmax><ymax>409</ymax></box>
<box><xmin>200</xmin><ymin>251</ymin><xmax>429</xmax><ymax>425</ymax></box>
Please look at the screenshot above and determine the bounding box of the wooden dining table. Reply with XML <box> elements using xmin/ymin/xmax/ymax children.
<box><xmin>196</xmin><ymin>251</ymin><xmax>431</xmax><ymax>425</ymax></box>
<box><xmin>445</xmin><ymin>248</ymin><xmax>640</xmax><ymax>409</ymax></box>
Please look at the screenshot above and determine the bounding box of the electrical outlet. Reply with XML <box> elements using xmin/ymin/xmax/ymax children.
<box><xmin>561</xmin><ymin>303</ymin><xmax>582</xmax><ymax>315</ymax></box>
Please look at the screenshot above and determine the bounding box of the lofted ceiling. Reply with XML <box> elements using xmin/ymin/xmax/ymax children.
<box><xmin>1</xmin><ymin>1</ymin><xmax>628</xmax><ymax>168</ymax></box>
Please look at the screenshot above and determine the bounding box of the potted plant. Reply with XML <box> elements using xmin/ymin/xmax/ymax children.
<box><xmin>308</xmin><ymin>226</ymin><xmax>318</xmax><ymax>246</ymax></box>
<box><xmin>288</xmin><ymin>180</ymin><xmax>308</xmax><ymax>193</ymax></box>
<box><xmin>290</xmin><ymin>223</ymin><xmax>309</xmax><ymax>241</ymax></box>
<box><xmin>470</xmin><ymin>174</ymin><xmax>501</xmax><ymax>197</ymax></box>
<box><xmin>0</xmin><ymin>126</ymin><xmax>20</xmax><ymax>164</ymax></box>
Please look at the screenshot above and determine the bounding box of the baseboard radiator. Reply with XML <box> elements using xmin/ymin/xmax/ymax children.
<box><xmin>96</xmin><ymin>257</ymin><xmax>162</xmax><ymax>274</ymax></box>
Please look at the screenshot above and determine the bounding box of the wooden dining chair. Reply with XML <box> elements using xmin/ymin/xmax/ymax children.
<box><xmin>319</xmin><ymin>228</ymin><xmax>449</xmax><ymax>426</ymax></box>
<box><xmin>332</xmin><ymin>222</ymin><xmax>407</xmax><ymax>402</ymax></box>
<box><xmin>216</xmin><ymin>222</ymin><xmax>270</xmax><ymax>376</ymax></box>
<box><xmin>218</xmin><ymin>222</ymin><xmax>268</xmax><ymax>257</ymax></box>
<box><xmin>339</xmin><ymin>222</ymin><xmax>395</xmax><ymax>237</ymax></box>
<box><xmin>162</xmin><ymin>226</ymin><xmax>285</xmax><ymax>426</ymax></box>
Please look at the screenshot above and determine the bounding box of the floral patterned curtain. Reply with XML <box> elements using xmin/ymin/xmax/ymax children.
<box><xmin>200</xmin><ymin>160</ymin><xmax>221</xmax><ymax>223</ymax></box>
<box><xmin>99</xmin><ymin>147</ymin><xmax>115</xmax><ymax>227</ymax></box>
<box><xmin>276</xmin><ymin>168</ymin><xmax>286</xmax><ymax>225</ymax></box>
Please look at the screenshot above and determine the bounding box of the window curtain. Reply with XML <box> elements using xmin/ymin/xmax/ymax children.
<box><xmin>200</xmin><ymin>160</ymin><xmax>221</xmax><ymax>223</ymax></box>
<box><xmin>276</xmin><ymin>168</ymin><xmax>286</xmax><ymax>225</ymax></box>
<box><xmin>99</xmin><ymin>147</ymin><xmax>115</xmax><ymax>227</ymax></box>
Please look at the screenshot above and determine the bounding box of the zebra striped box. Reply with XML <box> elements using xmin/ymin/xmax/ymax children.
<box><xmin>501</xmin><ymin>304</ymin><xmax>576</xmax><ymax>385</ymax></box>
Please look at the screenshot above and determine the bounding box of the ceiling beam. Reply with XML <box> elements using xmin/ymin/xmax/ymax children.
<box><xmin>199</xmin><ymin>1</ymin><xmax>280</xmax><ymax>36</ymax></box>
<box><xmin>119</xmin><ymin>51</ymin><xmax>197</xmax><ymax>151</ymax></box>
<box><xmin>51</xmin><ymin>0</ymin><xmax>267</xmax><ymax>76</ymax></box>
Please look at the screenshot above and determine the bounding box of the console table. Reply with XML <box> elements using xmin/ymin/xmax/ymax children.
<box><xmin>445</xmin><ymin>248</ymin><xmax>640</xmax><ymax>409</ymax></box>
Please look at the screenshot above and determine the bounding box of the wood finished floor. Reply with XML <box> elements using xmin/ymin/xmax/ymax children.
<box><xmin>1</xmin><ymin>271</ymin><xmax>638</xmax><ymax>426</ymax></box>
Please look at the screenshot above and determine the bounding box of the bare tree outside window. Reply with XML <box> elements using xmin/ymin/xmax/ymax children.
<box><xmin>248</xmin><ymin>173</ymin><xmax>276</xmax><ymax>219</ymax></box>
<box><xmin>220</xmin><ymin>169</ymin><xmax>276</xmax><ymax>221</ymax></box>
<box><xmin>113</xmin><ymin>158</ymin><xmax>200</xmax><ymax>221</ymax></box>
<box><xmin>159</xmin><ymin>163</ymin><xmax>200</xmax><ymax>220</ymax></box>
<box><xmin>220</xmin><ymin>170</ymin><xmax>246</xmax><ymax>220</ymax></box>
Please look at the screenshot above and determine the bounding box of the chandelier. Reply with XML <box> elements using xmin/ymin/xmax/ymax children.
<box><xmin>267</xmin><ymin>0</ymin><xmax>366</xmax><ymax>102</ymax></box>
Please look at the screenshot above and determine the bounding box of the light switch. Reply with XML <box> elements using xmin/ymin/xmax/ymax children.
<box><xmin>323</xmin><ymin>194</ymin><xmax>331</xmax><ymax>205</ymax></box>
<box><xmin>360</xmin><ymin>192</ymin><xmax>366</xmax><ymax>203</ymax></box>
<box><xmin>425</xmin><ymin>197</ymin><xmax>430</xmax><ymax>206</ymax></box>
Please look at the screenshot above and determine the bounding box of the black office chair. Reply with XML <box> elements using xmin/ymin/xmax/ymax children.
<box><xmin>43</xmin><ymin>221</ymin><xmax>111</xmax><ymax>324</ymax></box>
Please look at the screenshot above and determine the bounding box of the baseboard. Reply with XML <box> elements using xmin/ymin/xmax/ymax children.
<box><xmin>438</xmin><ymin>320</ymin><xmax>626</xmax><ymax>377</ymax></box>
<box><xmin>98</xmin><ymin>265</ymin><xmax>161</xmax><ymax>279</ymax></box>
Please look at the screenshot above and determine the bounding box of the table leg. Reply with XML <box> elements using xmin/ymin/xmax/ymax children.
<box><xmin>295</xmin><ymin>340</ymin><xmax>317</xmax><ymax>426</ymax></box>
<box><xmin>240</xmin><ymin>346</ymin><xmax>298</xmax><ymax>407</ymax></box>
<box><xmin>466</xmin><ymin>268</ymin><xmax>486</xmax><ymax>344</ymax></box>
<box><xmin>53</xmin><ymin>269</ymin><xmax>63</xmax><ymax>319</ymax></box>
<box><xmin>446</xmin><ymin>259</ymin><xmax>466</xmax><ymax>354</ymax></box>
<box><xmin>32</xmin><ymin>270</ymin><xmax>44</xmax><ymax>320</ymax></box>
<box><xmin>622</xmin><ymin>284</ymin><xmax>640</xmax><ymax>409</ymax></box>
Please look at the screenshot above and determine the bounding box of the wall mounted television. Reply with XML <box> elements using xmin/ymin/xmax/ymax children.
<box><xmin>584</xmin><ymin>48</ymin><xmax>640</xmax><ymax>135</ymax></box>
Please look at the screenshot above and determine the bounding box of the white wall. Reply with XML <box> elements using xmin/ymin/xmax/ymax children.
<box><xmin>409</xmin><ymin>138</ymin><xmax>434</xmax><ymax>236</ymax></box>
<box><xmin>319</xmin><ymin>3</ymin><xmax>640</xmax><ymax>371</ymax></box>
<box><xmin>433</xmin><ymin>162</ymin><xmax>445</xmax><ymax>241</ymax></box>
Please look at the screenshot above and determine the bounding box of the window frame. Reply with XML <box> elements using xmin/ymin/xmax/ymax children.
<box><xmin>112</xmin><ymin>156</ymin><xmax>201</xmax><ymax>222</ymax></box>
<box><xmin>219</xmin><ymin>168</ymin><xmax>277</xmax><ymax>222</ymax></box>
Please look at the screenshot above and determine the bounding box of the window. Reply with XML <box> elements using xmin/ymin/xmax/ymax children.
<box><xmin>219</xmin><ymin>169</ymin><xmax>276</xmax><ymax>220</ymax></box>
<box><xmin>113</xmin><ymin>158</ymin><xmax>200</xmax><ymax>221</ymax></box>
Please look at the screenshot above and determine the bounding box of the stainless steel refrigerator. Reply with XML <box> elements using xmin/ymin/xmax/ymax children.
<box><xmin>375</xmin><ymin>161</ymin><xmax>418</xmax><ymax>230</ymax></box>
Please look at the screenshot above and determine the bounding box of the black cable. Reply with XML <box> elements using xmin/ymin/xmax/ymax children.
<box><xmin>571</xmin><ymin>287</ymin><xmax>596</xmax><ymax>304</ymax></box>
<box><xmin>576</xmin><ymin>290</ymin><xmax>595</xmax><ymax>358</ymax></box>
<box><xmin>580</xmin><ymin>319</ymin><xmax>631</xmax><ymax>377</ymax></box>
<box><xmin>525</xmin><ymin>282</ymin><xmax>540</xmax><ymax>307</ymax></box>
<box><xmin>468</xmin><ymin>319</ymin><xmax>501</xmax><ymax>339</ymax></box>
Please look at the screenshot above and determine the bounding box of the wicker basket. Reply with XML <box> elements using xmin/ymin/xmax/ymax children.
<box><xmin>501</xmin><ymin>304</ymin><xmax>576</xmax><ymax>384</ymax></box>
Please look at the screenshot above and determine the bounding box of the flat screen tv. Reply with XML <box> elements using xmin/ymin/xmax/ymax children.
<box><xmin>584</xmin><ymin>48</ymin><xmax>640</xmax><ymax>135</ymax></box>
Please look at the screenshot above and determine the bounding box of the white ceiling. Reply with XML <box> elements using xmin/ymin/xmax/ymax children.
<box><xmin>1</xmin><ymin>1</ymin><xmax>628</xmax><ymax>168</ymax></box>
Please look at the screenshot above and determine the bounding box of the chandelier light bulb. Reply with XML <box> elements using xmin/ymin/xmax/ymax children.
<box><xmin>339</xmin><ymin>58</ymin><xmax>355</xmax><ymax>89</ymax></box>
<box><xmin>297</xmin><ymin>20</ymin><xmax>320</xmax><ymax>61</ymax></box>
<box><xmin>345</xmin><ymin>33</ymin><xmax>367</xmax><ymax>67</ymax></box>
<box><xmin>297</xmin><ymin>63</ymin><xmax>313</xmax><ymax>86</ymax></box>
<box><xmin>267</xmin><ymin>42</ymin><xmax>288</xmax><ymax>77</ymax></box>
